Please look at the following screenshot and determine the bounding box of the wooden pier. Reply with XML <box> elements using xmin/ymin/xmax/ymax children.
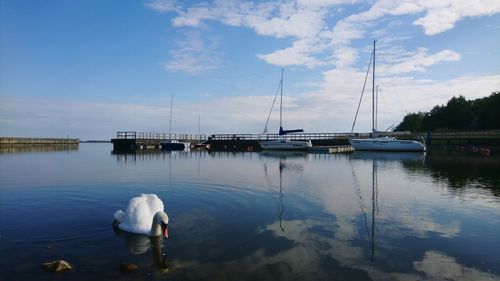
<box><xmin>111</xmin><ymin>130</ymin><xmax>500</xmax><ymax>152</ymax></box>
<box><xmin>111</xmin><ymin>131</ymin><xmax>206</xmax><ymax>151</ymax></box>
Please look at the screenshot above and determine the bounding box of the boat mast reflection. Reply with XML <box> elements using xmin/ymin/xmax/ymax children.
<box><xmin>350</xmin><ymin>158</ymin><xmax>378</xmax><ymax>262</ymax></box>
<box><xmin>262</xmin><ymin>152</ymin><xmax>307</xmax><ymax>233</ymax></box>
<box><xmin>278</xmin><ymin>160</ymin><xmax>285</xmax><ymax>232</ymax></box>
<box><xmin>370</xmin><ymin>160</ymin><xmax>378</xmax><ymax>262</ymax></box>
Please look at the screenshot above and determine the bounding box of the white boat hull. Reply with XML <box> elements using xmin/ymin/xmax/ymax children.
<box><xmin>349</xmin><ymin>138</ymin><xmax>425</xmax><ymax>152</ymax></box>
<box><xmin>259</xmin><ymin>139</ymin><xmax>312</xmax><ymax>150</ymax></box>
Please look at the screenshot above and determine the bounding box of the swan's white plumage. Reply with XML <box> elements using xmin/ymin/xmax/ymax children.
<box><xmin>113</xmin><ymin>194</ymin><xmax>165</xmax><ymax>236</ymax></box>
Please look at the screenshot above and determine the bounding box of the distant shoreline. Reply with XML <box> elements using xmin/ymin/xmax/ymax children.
<box><xmin>80</xmin><ymin>140</ymin><xmax>111</xmax><ymax>143</ymax></box>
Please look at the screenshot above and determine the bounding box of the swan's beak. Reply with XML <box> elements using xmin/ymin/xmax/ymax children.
<box><xmin>163</xmin><ymin>223</ymin><xmax>169</xmax><ymax>239</ymax></box>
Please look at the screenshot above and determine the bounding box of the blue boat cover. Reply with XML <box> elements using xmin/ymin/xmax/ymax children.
<box><xmin>279</xmin><ymin>126</ymin><xmax>304</xmax><ymax>135</ymax></box>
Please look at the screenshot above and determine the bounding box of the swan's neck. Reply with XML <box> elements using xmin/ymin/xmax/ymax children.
<box><xmin>150</xmin><ymin>221</ymin><xmax>162</xmax><ymax>237</ymax></box>
<box><xmin>150</xmin><ymin>211</ymin><xmax>168</xmax><ymax>237</ymax></box>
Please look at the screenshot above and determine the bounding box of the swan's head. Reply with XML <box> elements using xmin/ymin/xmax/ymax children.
<box><xmin>153</xmin><ymin>211</ymin><xmax>169</xmax><ymax>239</ymax></box>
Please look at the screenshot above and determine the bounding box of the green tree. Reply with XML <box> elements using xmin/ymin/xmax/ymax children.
<box><xmin>395</xmin><ymin>92</ymin><xmax>500</xmax><ymax>131</ymax></box>
<box><xmin>395</xmin><ymin>112</ymin><xmax>425</xmax><ymax>131</ymax></box>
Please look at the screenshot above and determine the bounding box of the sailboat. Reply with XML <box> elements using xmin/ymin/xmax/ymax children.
<box><xmin>349</xmin><ymin>41</ymin><xmax>426</xmax><ymax>152</ymax></box>
<box><xmin>161</xmin><ymin>94</ymin><xmax>186</xmax><ymax>151</ymax></box>
<box><xmin>259</xmin><ymin>69</ymin><xmax>312</xmax><ymax>150</ymax></box>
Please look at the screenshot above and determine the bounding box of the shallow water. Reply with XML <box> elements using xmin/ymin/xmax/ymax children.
<box><xmin>0</xmin><ymin>144</ymin><xmax>499</xmax><ymax>280</ymax></box>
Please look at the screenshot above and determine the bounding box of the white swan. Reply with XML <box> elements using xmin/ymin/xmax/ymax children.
<box><xmin>113</xmin><ymin>194</ymin><xmax>169</xmax><ymax>238</ymax></box>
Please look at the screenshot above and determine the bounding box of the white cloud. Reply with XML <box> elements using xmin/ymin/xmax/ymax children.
<box><xmin>150</xmin><ymin>0</ymin><xmax>357</xmax><ymax>68</ymax></box>
<box><xmin>378</xmin><ymin>48</ymin><xmax>461</xmax><ymax>75</ymax></box>
<box><xmin>148</xmin><ymin>0</ymin><xmax>500</xmax><ymax>72</ymax></box>
<box><xmin>413</xmin><ymin>0</ymin><xmax>500</xmax><ymax>35</ymax></box>
<box><xmin>257</xmin><ymin>38</ymin><xmax>325</xmax><ymax>68</ymax></box>
<box><xmin>145</xmin><ymin>0</ymin><xmax>177</xmax><ymax>13</ymax></box>
<box><xmin>164</xmin><ymin>31</ymin><xmax>221</xmax><ymax>74</ymax></box>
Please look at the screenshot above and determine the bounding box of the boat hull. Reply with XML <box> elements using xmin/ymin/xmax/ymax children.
<box><xmin>161</xmin><ymin>141</ymin><xmax>185</xmax><ymax>151</ymax></box>
<box><xmin>349</xmin><ymin>138</ymin><xmax>426</xmax><ymax>152</ymax></box>
<box><xmin>259</xmin><ymin>139</ymin><xmax>312</xmax><ymax>151</ymax></box>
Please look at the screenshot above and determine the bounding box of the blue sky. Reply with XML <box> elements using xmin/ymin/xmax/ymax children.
<box><xmin>1</xmin><ymin>0</ymin><xmax>499</xmax><ymax>139</ymax></box>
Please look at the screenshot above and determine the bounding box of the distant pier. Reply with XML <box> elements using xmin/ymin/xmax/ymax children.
<box><xmin>0</xmin><ymin>137</ymin><xmax>80</xmax><ymax>153</ymax></box>
<box><xmin>0</xmin><ymin>137</ymin><xmax>80</xmax><ymax>145</ymax></box>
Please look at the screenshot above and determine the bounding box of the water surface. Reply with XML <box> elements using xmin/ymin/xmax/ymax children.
<box><xmin>1</xmin><ymin>144</ymin><xmax>499</xmax><ymax>280</ymax></box>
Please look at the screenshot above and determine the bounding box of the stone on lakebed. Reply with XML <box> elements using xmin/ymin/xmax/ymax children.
<box><xmin>41</xmin><ymin>260</ymin><xmax>72</xmax><ymax>273</ymax></box>
<box><xmin>119</xmin><ymin>263</ymin><xmax>139</xmax><ymax>272</ymax></box>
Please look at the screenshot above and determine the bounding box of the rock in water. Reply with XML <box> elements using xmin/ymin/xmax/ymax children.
<box><xmin>119</xmin><ymin>263</ymin><xmax>139</xmax><ymax>272</ymax></box>
<box><xmin>41</xmin><ymin>260</ymin><xmax>72</xmax><ymax>273</ymax></box>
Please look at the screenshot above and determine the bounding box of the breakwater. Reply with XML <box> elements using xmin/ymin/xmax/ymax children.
<box><xmin>0</xmin><ymin>137</ymin><xmax>80</xmax><ymax>145</ymax></box>
<box><xmin>0</xmin><ymin>137</ymin><xmax>80</xmax><ymax>153</ymax></box>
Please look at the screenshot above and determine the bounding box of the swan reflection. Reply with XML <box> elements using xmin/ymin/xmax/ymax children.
<box><xmin>114</xmin><ymin>231</ymin><xmax>169</xmax><ymax>273</ymax></box>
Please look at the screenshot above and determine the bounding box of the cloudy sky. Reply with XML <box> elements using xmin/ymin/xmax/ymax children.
<box><xmin>1</xmin><ymin>0</ymin><xmax>499</xmax><ymax>140</ymax></box>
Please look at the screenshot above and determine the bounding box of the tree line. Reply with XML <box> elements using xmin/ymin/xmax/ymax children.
<box><xmin>394</xmin><ymin>92</ymin><xmax>500</xmax><ymax>132</ymax></box>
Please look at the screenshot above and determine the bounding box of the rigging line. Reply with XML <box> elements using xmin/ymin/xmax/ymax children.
<box><xmin>351</xmin><ymin>48</ymin><xmax>374</xmax><ymax>133</ymax></box>
<box><xmin>263</xmin><ymin>75</ymin><xmax>283</xmax><ymax>134</ymax></box>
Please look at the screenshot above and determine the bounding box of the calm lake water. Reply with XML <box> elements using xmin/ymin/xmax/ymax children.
<box><xmin>1</xmin><ymin>143</ymin><xmax>499</xmax><ymax>280</ymax></box>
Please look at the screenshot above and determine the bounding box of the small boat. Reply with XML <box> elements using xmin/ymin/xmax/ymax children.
<box><xmin>259</xmin><ymin>138</ymin><xmax>312</xmax><ymax>150</ymax></box>
<box><xmin>349</xmin><ymin>41</ymin><xmax>425</xmax><ymax>152</ymax></box>
<box><xmin>161</xmin><ymin>139</ymin><xmax>185</xmax><ymax>151</ymax></box>
<box><xmin>259</xmin><ymin>69</ymin><xmax>312</xmax><ymax>151</ymax></box>
<box><xmin>161</xmin><ymin>94</ymin><xmax>186</xmax><ymax>151</ymax></box>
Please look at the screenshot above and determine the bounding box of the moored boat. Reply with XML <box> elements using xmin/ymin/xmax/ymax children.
<box><xmin>259</xmin><ymin>69</ymin><xmax>312</xmax><ymax>151</ymax></box>
<box><xmin>349</xmin><ymin>41</ymin><xmax>425</xmax><ymax>152</ymax></box>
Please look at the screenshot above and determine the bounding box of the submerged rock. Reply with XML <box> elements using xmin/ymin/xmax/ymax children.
<box><xmin>119</xmin><ymin>263</ymin><xmax>138</xmax><ymax>272</ymax></box>
<box><xmin>41</xmin><ymin>260</ymin><xmax>72</xmax><ymax>273</ymax></box>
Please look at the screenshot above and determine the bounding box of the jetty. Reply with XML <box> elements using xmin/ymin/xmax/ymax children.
<box><xmin>111</xmin><ymin>131</ymin><xmax>205</xmax><ymax>152</ymax></box>
<box><xmin>111</xmin><ymin>130</ymin><xmax>500</xmax><ymax>152</ymax></box>
<box><xmin>0</xmin><ymin>137</ymin><xmax>80</xmax><ymax>153</ymax></box>
<box><xmin>0</xmin><ymin>137</ymin><xmax>80</xmax><ymax>145</ymax></box>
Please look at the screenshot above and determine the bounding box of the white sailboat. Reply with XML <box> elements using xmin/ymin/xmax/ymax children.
<box><xmin>349</xmin><ymin>41</ymin><xmax>426</xmax><ymax>152</ymax></box>
<box><xmin>259</xmin><ymin>69</ymin><xmax>312</xmax><ymax>151</ymax></box>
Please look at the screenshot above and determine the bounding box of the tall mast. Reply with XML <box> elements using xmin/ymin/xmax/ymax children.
<box><xmin>372</xmin><ymin>40</ymin><xmax>376</xmax><ymax>133</ymax></box>
<box><xmin>375</xmin><ymin>85</ymin><xmax>379</xmax><ymax>131</ymax></box>
<box><xmin>169</xmin><ymin>93</ymin><xmax>173</xmax><ymax>139</ymax></box>
<box><xmin>280</xmin><ymin>68</ymin><xmax>284</xmax><ymax>128</ymax></box>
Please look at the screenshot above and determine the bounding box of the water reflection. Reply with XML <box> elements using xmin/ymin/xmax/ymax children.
<box><xmin>424</xmin><ymin>151</ymin><xmax>500</xmax><ymax>195</ymax></box>
<box><xmin>0</xmin><ymin>144</ymin><xmax>79</xmax><ymax>153</ymax></box>
<box><xmin>112</xmin><ymin>149</ymin><xmax>192</xmax><ymax>163</ymax></box>
<box><xmin>350</xmin><ymin>151</ymin><xmax>425</xmax><ymax>162</ymax></box>
<box><xmin>114</xmin><ymin>232</ymin><xmax>169</xmax><ymax>272</ymax></box>
<box><xmin>1</xmin><ymin>145</ymin><xmax>499</xmax><ymax>280</ymax></box>
<box><xmin>278</xmin><ymin>161</ymin><xmax>285</xmax><ymax>232</ymax></box>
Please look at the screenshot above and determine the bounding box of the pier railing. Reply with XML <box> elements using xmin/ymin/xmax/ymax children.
<box><xmin>429</xmin><ymin>130</ymin><xmax>500</xmax><ymax>139</ymax></box>
<box><xmin>206</xmin><ymin>131</ymin><xmax>418</xmax><ymax>141</ymax></box>
<box><xmin>116</xmin><ymin>130</ymin><xmax>500</xmax><ymax>142</ymax></box>
<box><xmin>116</xmin><ymin>131</ymin><xmax>423</xmax><ymax>142</ymax></box>
<box><xmin>116</xmin><ymin>131</ymin><xmax>207</xmax><ymax>142</ymax></box>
